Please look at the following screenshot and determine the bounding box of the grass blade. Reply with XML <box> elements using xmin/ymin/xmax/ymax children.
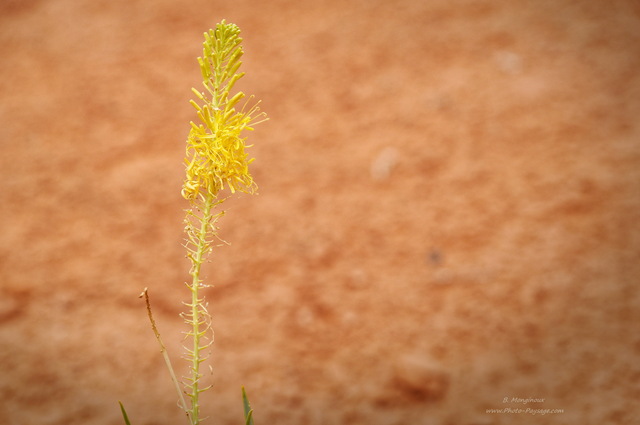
<box><xmin>242</xmin><ymin>386</ymin><xmax>254</xmax><ymax>425</ymax></box>
<box><xmin>118</xmin><ymin>401</ymin><xmax>132</xmax><ymax>425</ymax></box>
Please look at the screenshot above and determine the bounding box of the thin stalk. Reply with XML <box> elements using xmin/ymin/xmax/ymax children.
<box><xmin>187</xmin><ymin>192</ymin><xmax>216</xmax><ymax>424</ymax></box>
<box><xmin>140</xmin><ymin>288</ymin><xmax>191</xmax><ymax>425</ymax></box>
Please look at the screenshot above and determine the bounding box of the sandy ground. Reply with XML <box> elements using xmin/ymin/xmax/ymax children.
<box><xmin>1</xmin><ymin>1</ymin><xmax>639</xmax><ymax>424</ymax></box>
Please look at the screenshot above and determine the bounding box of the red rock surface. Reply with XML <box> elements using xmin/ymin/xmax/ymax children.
<box><xmin>1</xmin><ymin>1</ymin><xmax>639</xmax><ymax>424</ymax></box>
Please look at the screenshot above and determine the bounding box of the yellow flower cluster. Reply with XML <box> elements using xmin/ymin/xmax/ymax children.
<box><xmin>182</xmin><ymin>21</ymin><xmax>265</xmax><ymax>200</ymax></box>
<box><xmin>178</xmin><ymin>21</ymin><xmax>265</xmax><ymax>424</ymax></box>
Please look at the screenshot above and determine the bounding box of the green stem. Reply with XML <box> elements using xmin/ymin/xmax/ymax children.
<box><xmin>188</xmin><ymin>192</ymin><xmax>216</xmax><ymax>425</ymax></box>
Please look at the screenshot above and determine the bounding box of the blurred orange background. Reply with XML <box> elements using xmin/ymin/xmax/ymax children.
<box><xmin>1</xmin><ymin>1</ymin><xmax>639</xmax><ymax>424</ymax></box>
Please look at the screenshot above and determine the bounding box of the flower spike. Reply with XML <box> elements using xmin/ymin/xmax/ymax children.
<box><xmin>180</xmin><ymin>20</ymin><xmax>266</xmax><ymax>424</ymax></box>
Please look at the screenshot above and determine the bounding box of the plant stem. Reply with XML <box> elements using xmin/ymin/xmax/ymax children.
<box><xmin>188</xmin><ymin>191</ymin><xmax>216</xmax><ymax>424</ymax></box>
<box><xmin>140</xmin><ymin>288</ymin><xmax>191</xmax><ymax>424</ymax></box>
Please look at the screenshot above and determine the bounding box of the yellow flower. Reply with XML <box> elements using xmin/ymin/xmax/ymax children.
<box><xmin>178</xmin><ymin>21</ymin><xmax>266</xmax><ymax>424</ymax></box>
<box><xmin>182</xmin><ymin>20</ymin><xmax>265</xmax><ymax>199</ymax></box>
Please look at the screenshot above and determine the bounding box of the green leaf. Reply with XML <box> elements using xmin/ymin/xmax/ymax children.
<box><xmin>242</xmin><ymin>386</ymin><xmax>254</xmax><ymax>425</ymax></box>
<box><xmin>244</xmin><ymin>409</ymin><xmax>254</xmax><ymax>425</ymax></box>
<box><xmin>118</xmin><ymin>401</ymin><xmax>132</xmax><ymax>425</ymax></box>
